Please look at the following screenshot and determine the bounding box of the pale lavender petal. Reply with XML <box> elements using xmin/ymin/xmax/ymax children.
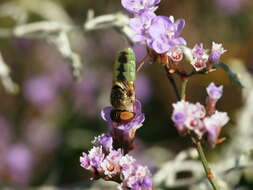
<box><xmin>121</xmin><ymin>0</ymin><xmax>160</xmax><ymax>14</ymax></box>
<box><xmin>206</xmin><ymin>82</ymin><xmax>223</xmax><ymax>101</ymax></box>
<box><xmin>175</xmin><ymin>19</ymin><xmax>185</xmax><ymax>37</ymax></box>
<box><xmin>169</xmin><ymin>37</ymin><xmax>187</xmax><ymax>46</ymax></box>
<box><xmin>151</xmin><ymin>40</ymin><xmax>170</xmax><ymax>54</ymax></box>
<box><xmin>101</xmin><ymin>106</ymin><xmax>113</xmax><ymax>122</ymax></box>
<box><xmin>133</xmin><ymin>35</ymin><xmax>147</xmax><ymax>42</ymax></box>
<box><xmin>148</xmin><ymin>16</ymin><xmax>171</xmax><ymax>38</ymax></box>
<box><xmin>129</xmin><ymin>17</ymin><xmax>143</xmax><ymax>32</ymax></box>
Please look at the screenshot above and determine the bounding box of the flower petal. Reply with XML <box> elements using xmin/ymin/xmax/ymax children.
<box><xmin>101</xmin><ymin>106</ymin><xmax>113</xmax><ymax>122</ymax></box>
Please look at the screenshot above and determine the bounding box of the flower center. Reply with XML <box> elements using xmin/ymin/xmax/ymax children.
<box><xmin>167</xmin><ymin>31</ymin><xmax>175</xmax><ymax>39</ymax></box>
<box><xmin>107</xmin><ymin>163</ymin><xmax>114</xmax><ymax>172</ymax></box>
<box><xmin>133</xmin><ymin>0</ymin><xmax>147</xmax><ymax>11</ymax></box>
<box><xmin>143</xmin><ymin>20</ymin><xmax>152</xmax><ymax>30</ymax></box>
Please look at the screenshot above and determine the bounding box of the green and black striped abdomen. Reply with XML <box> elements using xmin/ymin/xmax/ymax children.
<box><xmin>113</xmin><ymin>48</ymin><xmax>136</xmax><ymax>83</ymax></box>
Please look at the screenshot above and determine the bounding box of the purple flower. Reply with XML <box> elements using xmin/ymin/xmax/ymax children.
<box><xmin>101</xmin><ymin>99</ymin><xmax>145</xmax><ymax>132</ymax></box>
<box><xmin>101</xmin><ymin>100</ymin><xmax>145</xmax><ymax>152</ymax></box>
<box><xmin>209</xmin><ymin>42</ymin><xmax>226</xmax><ymax>63</ymax></box>
<box><xmin>101</xmin><ymin>149</ymin><xmax>123</xmax><ymax>177</ymax></box>
<box><xmin>206</xmin><ymin>82</ymin><xmax>223</xmax><ymax>101</ymax></box>
<box><xmin>129</xmin><ymin>11</ymin><xmax>156</xmax><ymax>43</ymax></box>
<box><xmin>119</xmin><ymin>154</ymin><xmax>136</xmax><ymax>178</ymax></box>
<box><xmin>167</xmin><ymin>46</ymin><xmax>184</xmax><ymax>62</ymax></box>
<box><xmin>80</xmin><ymin>152</ymin><xmax>91</xmax><ymax>170</ymax></box>
<box><xmin>190</xmin><ymin>44</ymin><xmax>209</xmax><ymax>71</ymax></box>
<box><xmin>214</xmin><ymin>0</ymin><xmax>247</xmax><ymax>15</ymax></box>
<box><xmin>206</xmin><ymin>83</ymin><xmax>224</xmax><ymax>114</ymax></box>
<box><xmin>172</xmin><ymin>101</ymin><xmax>206</xmax><ymax>137</ymax></box>
<box><xmin>92</xmin><ymin>134</ymin><xmax>113</xmax><ymax>152</ymax></box>
<box><xmin>24</xmin><ymin>75</ymin><xmax>57</xmax><ymax>110</ymax></box>
<box><xmin>171</xmin><ymin>101</ymin><xmax>189</xmax><ymax>132</ymax></box>
<box><xmin>24</xmin><ymin>120</ymin><xmax>60</xmax><ymax>153</ymax></box>
<box><xmin>80</xmin><ymin>146</ymin><xmax>105</xmax><ymax>174</ymax></box>
<box><xmin>148</xmin><ymin>16</ymin><xmax>186</xmax><ymax>54</ymax></box>
<box><xmin>172</xmin><ymin>99</ymin><xmax>229</xmax><ymax>146</ymax></box>
<box><xmin>121</xmin><ymin>0</ymin><xmax>160</xmax><ymax>14</ymax></box>
<box><xmin>125</xmin><ymin>165</ymin><xmax>152</xmax><ymax>190</ymax></box>
<box><xmin>88</xmin><ymin>146</ymin><xmax>105</xmax><ymax>170</ymax></box>
<box><xmin>4</xmin><ymin>144</ymin><xmax>34</xmax><ymax>185</ymax></box>
<box><xmin>80</xmin><ymin>135</ymin><xmax>153</xmax><ymax>187</ymax></box>
<box><xmin>183</xmin><ymin>102</ymin><xmax>206</xmax><ymax>136</ymax></box>
<box><xmin>204</xmin><ymin>111</ymin><xmax>229</xmax><ymax>146</ymax></box>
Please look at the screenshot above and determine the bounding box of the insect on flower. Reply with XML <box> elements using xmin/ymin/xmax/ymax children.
<box><xmin>110</xmin><ymin>48</ymin><xmax>136</xmax><ymax>123</ymax></box>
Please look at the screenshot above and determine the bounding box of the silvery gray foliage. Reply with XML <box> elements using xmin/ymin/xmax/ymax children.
<box><xmin>0</xmin><ymin>0</ymin><xmax>134</xmax><ymax>89</ymax></box>
<box><xmin>0</xmin><ymin>52</ymin><xmax>19</xmax><ymax>94</ymax></box>
<box><xmin>84</xmin><ymin>9</ymin><xmax>134</xmax><ymax>44</ymax></box>
<box><xmin>0</xmin><ymin>0</ymin><xmax>84</xmax><ymax>83</ymax></box>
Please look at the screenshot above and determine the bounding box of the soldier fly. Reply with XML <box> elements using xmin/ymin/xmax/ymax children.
<box><xmin>110</xmin><ymin>48</ymin><xmax>136</xmax><ymax>123</ymax></box>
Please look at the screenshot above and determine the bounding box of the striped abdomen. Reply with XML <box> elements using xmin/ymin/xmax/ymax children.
<box><xmin>113</xmin><ymin>48</ymin><xmax>136</xmax><ymax>83</ymax></box>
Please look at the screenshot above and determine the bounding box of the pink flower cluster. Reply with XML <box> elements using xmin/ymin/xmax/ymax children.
<box><xmin>171</xmin><ymin>83</ymin><xmax>229</xmax><ymax>146</ymax></box>
<box><xmin>190</xmin><ymin>42</ymin><xmax>227</xmax><ymax>71</ymax></box>
<box><xmin>80</xmin><ymin>134</ymin><xmax>152</xmax><ymax>190</ymax></box>
<box><xmin>122</xmin><ymin>0</ymin><xmax>227</xmax><ymax>72</ymax></box>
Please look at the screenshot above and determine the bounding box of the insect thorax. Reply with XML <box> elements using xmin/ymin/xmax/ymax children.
<box><xmin>110</xmin><ymin>81</ymin><xmax>135</xmax><ymax>112</ymax></box>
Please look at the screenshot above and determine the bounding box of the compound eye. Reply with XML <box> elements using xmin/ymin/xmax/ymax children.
<box><xmin>120</xmin><ymin>112</ymin><xmax>135</xmax><ymax>123</ymax></box>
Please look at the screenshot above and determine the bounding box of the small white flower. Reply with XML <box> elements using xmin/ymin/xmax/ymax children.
<box><xmin>206</xmin><ymin>82</ymin><xmax>223</xmax><ymax>101</ymax></box>
<box><xmin>191</xmin><ymin>44</ymin><xmax>209</xmax><ymax>71</ymax></box>
<box><xmin>119</xmin><ymin>154</ymin><xmax>136</xmax><ymax>178</ymax></box>
<box><xmin>101</xmin><ymin>149</ymin><xmax>123</xmax><ymax>177</ymax></box>
<box><xmin>167</xmin><ymin>46</ymin><xmax>184</xmax><ymax>62</ymax></box>
<box><xmin>88</xmin><ymin>146</ymin><xmax>104</xmax><ymax>168</ymax></box>
<box><xmin>209</xmin><ymin>42</ymin><xmax>227</xmax><ymax>62</ymax></box>
<box><xmin>211</xmin><ymin>42</ymin><xmax>227</xmax><ymax>54</ymax></box>
<box><xmin>204</xmin><ymin>111</ymin><xmax>229</xmax><ymax>145</ymax></box>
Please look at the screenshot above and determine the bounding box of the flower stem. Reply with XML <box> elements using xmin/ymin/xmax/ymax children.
<box><xmin>180</xmin><ymin>79</ymin><xmax>188</xmax><ymax>100</ymax></box>
<box><xmin>179</xmin><ymin>79</ymin><xmax>219</xmax><ymax>190</ymax></box>
<box><xmin>191</xmin><ymin>136</ymin><xmax>219</xmax><ymax>190</ymax></box>
<box><xmin>164</xmin><ymin>66</ymin><xmax>181</xmax><ymax>101</ymax></box>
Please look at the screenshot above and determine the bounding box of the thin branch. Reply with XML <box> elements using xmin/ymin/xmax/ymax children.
<box><xmin>48</xmin><ymin>32</ymin><xmax>82</xmax><ymax>80</ymax></box>
<box><xmin>222</xmin><ymin>163</ymin><xmax>253</xmax><ymax>175</ymax></box>
<box><xmin>84</xmin><ymin>10</ymin><xmax>134</xmax><ymax>45</ymax></box>
<box><xmin>0</xmin><ymin>52</ymin><xmax>19</xmax><ymax>94</ymax></box>
<box><xmin>164</xmin><ymin>66</ymin><xmax>180</xmax><ymax>101</ymax></box>
<box><xmin>191</xmin><ymin>137</ymin><xmax>219</xmax><ymax>190</ymax></box>
<box><xmin>137</xmin><ymin>54</ymin><xmax>149</xmax><ymax>72</ymax></box>
<box><xmin>177</xmin><ymin>72</ymin><xmax>219</xmax><ymax>190</ymax></box>
<box><xmin>13</xmin><ymin>21</ymin><xmax>72</xmax><ymax>37</ymax></box>
<box><xmin>180</xmin><ymin>79</ymin><xmax>188</xmax><ymax>100</ymax></box>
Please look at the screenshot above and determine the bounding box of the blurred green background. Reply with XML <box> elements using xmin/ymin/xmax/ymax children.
<box><xmin>0</xmin><ymin>0</ymin><xmax>252</xmax><ymax>189</ymax></box>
